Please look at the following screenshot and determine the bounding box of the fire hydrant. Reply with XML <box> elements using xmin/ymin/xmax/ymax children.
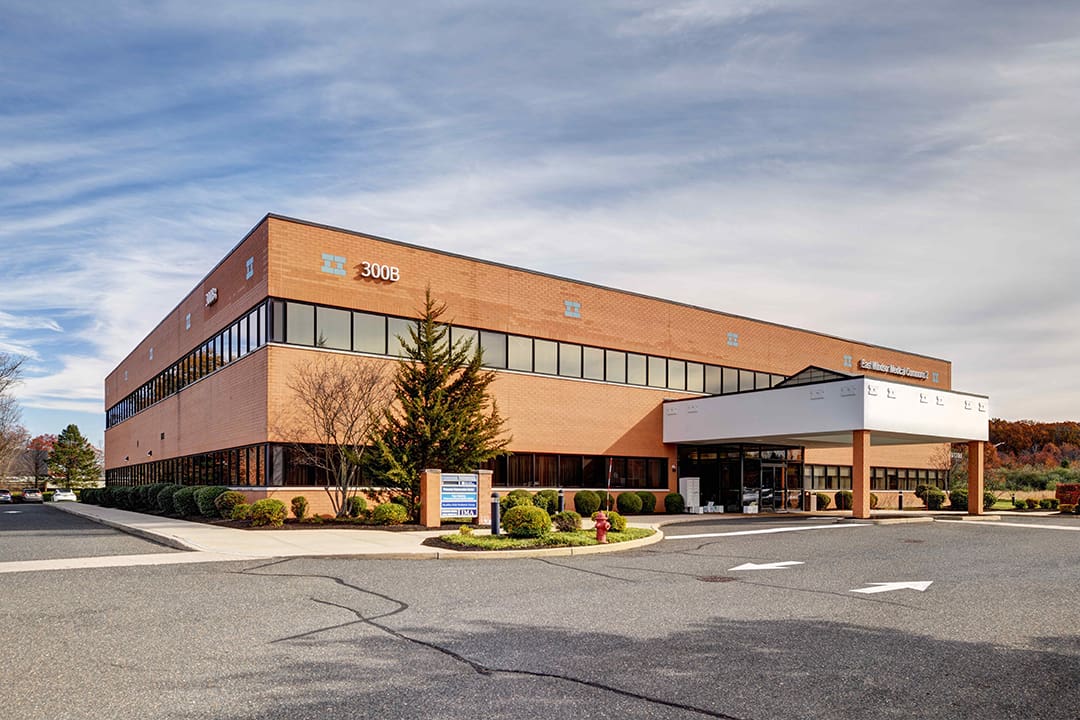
<box><xmin>594</xmin><ymin>511</ymin><xmax>611</xmax><ymax>544</ymax></box>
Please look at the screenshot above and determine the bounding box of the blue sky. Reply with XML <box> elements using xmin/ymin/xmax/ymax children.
<box><xmin>3</xmin><ymin>1</ymin><xmax>1079</xmax><ymax>448</ymax></box>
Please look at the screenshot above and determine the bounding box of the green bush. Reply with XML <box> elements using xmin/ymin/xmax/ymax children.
<box><xmin>114</xmin><ymin>487</ymin><xmax>136</xmax><ymax>510</ymax></box>
<box><xmin>635</xmin><ymin>491</ymin><xmax>656</xmax><ymax>514</ymax></box>
<box><xmin>552</xmin><ymin>510</ymin><xmax>581</xmax><ymax>532</ymax></box>
<box><xmin>834</xmin><ymin>491</ymin><xmax>853</xmax><ymax>511</ymax></box>
<box><xmin>42</xmin><ymin>491</ymin><xmax>55</xmax><ymax>502</ymax></box>
<box><xmin>1038</xmin><ymin>498</ymin><xmax>1053</xmax><ymax>510</ymax></box>
<box><xmin>915</xmin><ymin>484</ymin><xmax>932</xmax><ymax>501</ymax></box>
<box><xmin>194</xmin><ymin>486</ymin><xmax>230</xmax><ymax>517</ymax></box>
<box><xmin>501</xmin><ymin>505</ymin><xmax>551</xmax><ymax>538</ymax></box>
<box><xmin>534</xmin><ymin>489</ymin><xmax>560</xmax><ymax>515</ymax></box>
<box><xmin>231</xmin><ymin>503</ymin><xmax>252</xmax><ymax>521</ymax></box>
<box><xmin>574</xmin><ymin>490</ymin><xmax>600</xmax><ymax>516</ymax></box>
<box><xmin>291</xmin><ymin>496</ymin><xmax>309</xmax><ymax>520</ymax></box>
<box><xmin>870</xmin><ymin>493</ymin><xmax>879</xmax><ymax>509</ymax></box>
<box><xmin>156</xmin><ymin>485</ymin><xmax>183</xmax><ymax>514</ymax></box>
<box><xmin>593</xmin><ymin>510</ymin><xmax>627</xmax><ymax>532</ymax></box>
<box><xmin>815</xmin><ymin>493</ymin><xmax>831</xmax><ymax>511</ymax></box>
<box><xmin>616</xmin><ymin>491</ymin><xmax>643</xmax><ymax>515</ymax></box>
<box><xmin>171</xmin><ymin>487</ymin><xmax>200</xmax><ymax>516</ymax></box>
<box><xmin>249</xmin><ymin>498</ymin><xmax>287</xmax><ymax>527</ymax></box>
<box><xmin>949</xmin><ymin>489</ymin><xmax>969</xmax><ymax>511</ymax></box>
<box><xmin>983</xmin><ymin>491</ymin><xmax>996</xmax><ymax>511</ymax></box>
<box><xmin>372</xmin><ymin>502</ymin><xmax>409</xmax><ymax>525</ymax></box>
<box><xmin>346</xmin><ymin>495</ymin><xmax>367</xmax><ymax>518</ymax></box>
<box><xmin>215</xmin><ymin>490</ymin><xmax>247</xmax><ymax>519</ymax></box>
<box><xmin>500</xmin><ymin>489</ymin><xmax>534</xmax><ymax>514</ymax></box>
<box><xmin>595</xmin><ymin>491</ymin><xmax>614</xmax><ymax>512</ymax></box>
<box><xmin>926</xmin><ymin>488</ymin><xmax>946</xmax><ymax>510</ymax></box>
<box><xmin>1013</xmin><ymin>499</ymin><xmax>1027</xmax><ymax>510</ymax></box>
<box><xmin>79</xmin><ymin>488</ymin><xmax>98</xmax><ymax>504</ymax></box>
<box><xmin>1047</xmin><ymin>497</ymin><xmax>1060</xmax><ymax>510</ymax></box>
<box><xmin>664</xmin><ymin>492</ymin><xmax>685</xmax><ymax>514</ymax></box>
<box><xmin>1025</xmin><ymin>497</ymin><xmax>1038</xmax><ymax>509</ymax></box>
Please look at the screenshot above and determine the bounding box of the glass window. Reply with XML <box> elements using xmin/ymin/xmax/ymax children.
<box><xmin>583</xmin><ymin>347</ymin><xmax>604</xmax><ymax>380</ymax></box>
<box><xmin>667</xmin><ymin>359</ymin><xmax>686</xmax><ymax>391</ymax></box>
<box><xmin>316</xmin><ymin>307</ymin><xmax>351</xmax><ymax>350</ymax></box>
<box><xmin>627</xmin><ymin>354</ymin><xmax>647</xmax><ymax>385</ymax></box>
<box><xmin>605</xmin><ymin>350</ymin><xmax>626</xmax><ymax>383</ymax></box>
<box><xmin>754</xmin><ymin>372</ymin><xmax>772</xmax><ymax>391</ymax></box>
<box><xmin>237</xmin><ymin>318</ymin><xmax>249</xmax><ymax>358</ymax></box>
<box><xmin>480</xmin><ymin>331</ymin><xmax>507</xmax><ymax>369</ymax></box>
<box><xmin>451</xmin><ymin>327</ymin><xmax>478</xmax><ymax>356</ymax></box>
<box><xmin>647</xmin><ymin>356</ymin><xmax>666</xmax><ymax>388</ymax></box>
<box><xmin>559</xmin><ymin>343</ymin><xmax>582</xmax><ymax>377</ymax></box>
<box><xmin>387</xmin><ymin>317</ymin><xmax>415</xmax><ymax>357</ymax></box>
<box><xmin>286</xmin><ymin>302</ymin><xmax>315</xmax><ymax>346</ymax></box>
<box><xmin>705</xmin><ymin>365</ymin><xmax>721</xmax><ymax>394</ymax></box>
<box><xmin>687</xmin><ymin>362</ymin><xmax>704</xmax><ymax>393</ymax></box>
<box><xmin>739</xmin><ymin>369</ymin><xmax>755</xmax><ymax>391</ymax></box>
<box><xmin>771</xmin><ymin>374</ymin><xmax>785</xmax><ymax>387</ymax></box>
<box><xmin>722</xmin><ymin>367</ymin><xmax>739</xmax><ymax>394</ymax></box>
<box><xmin>255</xmin><ymin>304</ymin><xmax>265</xmax><ymax>347</ymax></box>
<box><xmin>559</xmin><ymin>456</ymin><xmax>582</xmax><ymax>486</ymax></box>
<box><xmin>507</xmin><ymin>335</ymin><xmax>532</xmax><ymax>371</ymax></box>
<box><xmin>353</xmin><ymin>312</ymin><xmax>386</xmax><ymax>354</ymax></box>
<box><xmin>270</xmin><ymin>300</ymin><xmax>285</xmax><ymax>343</ymax></box>
<box><xmin>534</xmin><ymin>339</ymin><xmax>557</xmax><ymax>374</ymax></box>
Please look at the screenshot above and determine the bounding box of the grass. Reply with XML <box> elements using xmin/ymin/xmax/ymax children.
<box><xmin>435</xmin><ymin>527</ymin><xmax>655</xmax><ymax>551</ymax></box>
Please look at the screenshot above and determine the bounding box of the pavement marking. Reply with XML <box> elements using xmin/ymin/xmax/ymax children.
<box><xmin>936</xmin><ymin>520</ymin><xmax>1080</xmax><ymax>532</ymax></box>
<box><xmin>666</xmin><ymin>523</ymin><xmax>869</xmax><ymax>540</ymax></box>
<box><xmin>851</xmin><ymin>581</ymin><xmax>933</xmax><ymax>594</ymax></box>
<box><xmin>729</xmin><ymin>561</ymin><xmax>805</xmax><ymax>571</ymax></box>
<box><xmin>0</xmin><ymin>551</ymin><xmax>262</xmax><ymax>574</ymax></box>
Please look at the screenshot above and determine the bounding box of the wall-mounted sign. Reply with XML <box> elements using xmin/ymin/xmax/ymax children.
<box><xmin>358</xmin><ymin>261</ymin><xmax>400</xmax><ymax>282</ymax></box>
<box><xmin>859</xmin><ymin>359</ymin><xmax>928</xmax><ymax>380</ymax></box>
<box><xmin>205</xmin><ymin>288</ymin><xmax>218</xmax><ymax>306</ymax></box>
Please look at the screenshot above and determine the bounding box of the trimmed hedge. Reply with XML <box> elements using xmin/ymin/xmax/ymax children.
<box><xmin>231</xmin><ymin>503</ymin><xmax>252</xmax><ymax>521</ymax></box>
<box><xmin>552</xmin><ymin>510</ymin><xmax>581</xmax><ymax>532</ymax></box>
<box><xmin>500</xmin><ymin>489</ymin><xmax>534</xmax><ymax>514</ymax></box>
<box><xmin>595</xmin><ymin>491</ymin><xmax>614</xmax><ymax>512</ymax></box>
<box><xmin>195</xmin><ymin>486</ymin><xmax>230</xmax><ymax>517</ymax></box>
<box><xmin>501</xmin><ymin>505</ymin><xmax>551</xmax><ymax>538</ymax></box>
<box><xmin>664</xmin><ymin>492</ymin><xmax>685</xmax><ymax>514</ymax></box>
<box><xmin>926</xmin><ymin>488</ymin><xmax>946</xmax><ymax>510</ymax></box>
<box><xmin>534</xmin><ymin>489</ymin><xmax>560</xmax><ymax>515</ymax></box>
<box><xmin>573</xmin><ymin>490</ymin><xmax>600</xmax><ymax>516</ymax></box>
<box><xmin>291</xmin><ymin>496</ymin><xmax>309</xmax><ymax>520</ymax></box>
<box><xmin>372</xmin><ymin>502</ymin><xmax>409</xmax><ymax>525</ymax></box>
<box><xmin>346</xmin><ymin>495</ymin><xmax>367</xmax><ymax>518</ymax></box>
<box><xmin>172</xmin><ymin>487</ymin><xmax>200</xmax><ymax>517</ymax></box>
<box><xmin>215</xmin><ymin>491</ymin><xmax>247</xmax><ymax>519</ymax></box>
<box><xmin>635</xmin><ymin>491</ymin><xmax>656</xmax><ymax>514</ymax></box>
<box><xmin>616</xmin><ymin>491</ymin><xmax>643</xmax><ymax>515</ymax></box>
<box><xmin>834</xmin><ymin>491</ymin><xmax>853</xmax><ymax>511</ymax></box>
<box><xmin>815</xmin><ymin>493</ymin><xmax>831</xmax><ymax>511</ymax></box>
<box><xmin>949</xmin><ymin>489</ymin><xmax>969</xmax><ymax>511</ymax></box>
<box><xmin>594</xmin><ymin>510</ymin><xmax>627</xmax><ymax>532</ymax></box>
<box><xmin>157</xmin><ymin>484</ymin><xmax>183</xmax><ymax>515</ymax></box>
<box><xmin>249</xmin><ymin>498</ymin><xmax>287</xmax><ymax>527</ymax></box>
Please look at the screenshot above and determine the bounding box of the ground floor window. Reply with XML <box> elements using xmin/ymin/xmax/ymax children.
<box><xmin>105</xmin><ymin>443</ymin><xmax>267</xmax><ymax>486</ymax></box>
<box><xmin>801</xmin><ymin>464</ymin><xmax>949</xmax><ymax>491</ymax></box>
<box><xmin>487</xmin><ymin>453</ymin><xmax>668</xmax><ymax>489</ymax></box>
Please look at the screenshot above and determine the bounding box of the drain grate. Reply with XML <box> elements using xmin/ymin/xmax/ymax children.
<box><xmin>697</xmin><ymin>575</ymin><xmax>737</xmax><ymax>583</ymax></box>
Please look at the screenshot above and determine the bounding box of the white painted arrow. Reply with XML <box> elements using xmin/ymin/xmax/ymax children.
<box><xmin>851</xmin><ymin>581</ymin><xmax>932</xmax><ymax>594</ymax></box>
<box><xmin>728</xmin><ymin>561</ymin><xmax>805</xmax><ymax>571</ymax></box>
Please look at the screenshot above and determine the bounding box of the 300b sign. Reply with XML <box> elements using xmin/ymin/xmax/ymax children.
<box><xmin>359</xmin><ymin>261</ymin><xmax>400</xmax><ymax>282</ymax></box>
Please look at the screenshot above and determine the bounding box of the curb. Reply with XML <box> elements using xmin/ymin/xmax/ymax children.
<box><xmin>430</xmin><ymin>527</ymin><xmax>665</xmax><ymax>559</ymax></box>
<box><xmin>49</xmin><ymin>503</ymin><xmax>203</xmax><ymax>552</ymax></box>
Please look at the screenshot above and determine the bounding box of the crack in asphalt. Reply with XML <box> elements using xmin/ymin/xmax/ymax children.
<box><xmin>238</xmin><ymin>559</ymin><xmax>746</xmax><ymax>720</ymax></box>
<box><xmin>531</xmin><ymin>557</ymin><xmax>637</xmax><ymax>582</ymax></box>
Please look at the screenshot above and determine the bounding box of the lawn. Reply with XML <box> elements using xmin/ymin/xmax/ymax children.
<box><xmin>431</xmin><ymin>527</ymin><xmax>655</xmax><ymax>551</ymax></box>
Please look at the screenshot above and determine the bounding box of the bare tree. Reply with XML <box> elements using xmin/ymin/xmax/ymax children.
<box><xmin>0</xmin><ymin>354</ymin><xmax>26</xmax><ymax>479</ymax></box>
<box><xmin>277</xmin><ymin>355</ymin><xmax>392</xmax><ymax>517</ymax></box>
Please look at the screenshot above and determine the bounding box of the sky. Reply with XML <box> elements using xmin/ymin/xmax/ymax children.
<box><xmin>2</xmin><ymin>0</ymin><xmax>1079</xmax><ymax>449</ymax></box>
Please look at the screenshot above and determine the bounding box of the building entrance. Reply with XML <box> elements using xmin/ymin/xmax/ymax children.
<box><xmin>678</xmin><ymin>444</ymin><xmax>803</xmax><ymax>514</ymax></box>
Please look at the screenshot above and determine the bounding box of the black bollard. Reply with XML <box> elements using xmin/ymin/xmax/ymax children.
<box><xmin>558</xmin><ymin>488</ymin><xmax>565</xmax><ymax>513</ymax></box>
<box><xmin>491</xmin><ymin>492</ymin><xmax>501</xmax><ymax>536</ymax></box>
<box><xmin>898</xmin><ymin>490</ymin><xmax>904</xmax><ymax>511</ymax></box>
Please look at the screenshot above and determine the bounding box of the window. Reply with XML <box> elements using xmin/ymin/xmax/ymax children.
<box><xmin>627</xmin><ymin>354</ymin><xmax>646</xmax><ymax>385</ymax></box>
<box><xmin>605</xmin><ymin>350</ymin><xmax>626</xmax><ymax>383</ymax></box>
<box><xmin>316</xmin><ymin>307</ymin><xmax>351</xmax><ymax>350</ymax></box>
<box><xmin>722</xmin><ymin>367</ymin><xmax>739</xmax><ymax>394</ymax></box>
<box><xmin>387</xmin><ymin>318</ymin><xmax>415</xmax><ymax>357</ymax></box>
<box><xmin>451</xmin><ymin>327</ymin><xmax>478</xmax><ymax>356</ymax></box>
<box><xmin>705</xmin><ymin>365</ymin><xmax>722</xmax><ymax>394</ymax></box>
<box><xmin>739</xmin><ymin>369</ymin><xmax>755</xmax><ymax>391</ymax></box>
<box><xmin>559</xmin><ymin>343</ymin><xmax>582</xmax><ymax>377</ymax></box>
<box><xmin>480</xmin><ymin>331</ymin><xmax>507</xmax><ymax>369</ymax></box>
<box><xmin>534</xmin><ymin>339</ymin><xmax>557</xmax><ymax>375</ymax></box>
<box><xmin>507</xmin><ymin>335</ymin><xmax>533</xmax><ymax>371</ymax></box>
<box><xmin>286</xmin><ymin>302</ymin><xmax>315</xmax><ymax>345</ymax></box>
<box><xmin>687</xmin><ymin>362</ymin><xmax>704</xmax><ymax>392</ymax></box>
<box><xmin>667</xmin><ymin>359</ymin><xmax>686</xmax><ymax>391</ymax></box>
<box><xmin>354</xmin><ymin>312</ymin><xmax>386</xmax><ymax>354</ymax></box>
<box><xmin>583</xmin><ymin>347</ymin><xmax>604</xmax><ymax>380</ymax></box>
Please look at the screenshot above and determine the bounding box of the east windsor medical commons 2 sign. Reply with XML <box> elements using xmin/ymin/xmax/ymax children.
<box><xmin>859</xmin><ymin>359</ymin><xmax>929</xmax><ymax>381</ymax></box>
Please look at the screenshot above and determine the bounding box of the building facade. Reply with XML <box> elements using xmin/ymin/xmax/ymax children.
<box><xmin>104</xmin><ymin>215</ymin><xmax>969</xmax><ymax>512</ymax></box>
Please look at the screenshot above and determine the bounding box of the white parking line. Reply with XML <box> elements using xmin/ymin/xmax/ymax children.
<box><xmin>936</xmin><ymin>520</ymin><xmax>1080</xmax><ymax>532</ymax></box>
<box><xmin>666</xmin><ymin>523</ymin><xmax>869</xmax><ymax>540</ymax></box>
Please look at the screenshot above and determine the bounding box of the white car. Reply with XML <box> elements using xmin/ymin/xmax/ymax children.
<box><xmin>52</xmin><ymin>488</ymin><xmax>77</xmax><ymax>502</ymax></box>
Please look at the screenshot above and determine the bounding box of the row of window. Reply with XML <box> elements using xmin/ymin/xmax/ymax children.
<box><xmin>107</xmin><ymin>303</ymin><xmax>267</xmax><ymax>427</ymax></box>
<box><xmin>803</xmin><ymin>465</ymin><xmax>949</xmax><ymax>491</ymax></box>
<box><xmin>106</xmin><ymin>444</ymin><xmax>267</xmax><ymax>487</ymax></box>
<box><xmin>487</xmin><ymin>453</ymin><xmax>669</xmax><ymax>489</ymax></box>
<box><xmin>108</xmin><ymin>297</ymin><xmax>789</xmax><ymax>428</ymax></box>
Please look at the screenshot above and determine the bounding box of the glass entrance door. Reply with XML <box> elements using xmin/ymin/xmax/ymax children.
<box><xmin>759</xmin><ymin>464</ymin><xmax>785</xmax><ymax>513</ymax></box>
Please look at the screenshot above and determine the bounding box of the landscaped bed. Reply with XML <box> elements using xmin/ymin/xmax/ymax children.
<box><xmin>425</xmin><ymin>527</ymin><xmax>655</xmax><ymax>551</ymax></box>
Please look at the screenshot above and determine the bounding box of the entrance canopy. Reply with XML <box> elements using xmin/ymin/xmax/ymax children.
<box><xmin>664</xmin><ymin>373</ymin><xmax>989</xmax><ymax>448</ymax></box>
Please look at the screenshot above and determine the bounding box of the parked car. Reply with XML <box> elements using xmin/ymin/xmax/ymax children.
<box><xmin>52</xmin><ymin>488</ymin><xmax>77</xmax><ymax>502</ymax></box>
<box><xmin>0</xmin><ymin>489</ymin><xmax>11</xmax><ymax>503</ymax></box>
<box><xmin>21</xmin><ymin>488</ymin><xmax>43</xmax><ymax>503</ymax></box>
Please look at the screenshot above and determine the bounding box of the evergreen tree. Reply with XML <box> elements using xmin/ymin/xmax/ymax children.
<box><xmin>368</xmin><ymin>290</ymin><xmax>510</xmax><ymax>514</ymax></box>
<box><xmin>47</xmin><ymin>424</ymin><xmax>101</xmax><ymax>488</ymax></box>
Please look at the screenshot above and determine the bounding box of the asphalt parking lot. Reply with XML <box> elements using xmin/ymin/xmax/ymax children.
<box><xmin>0</xmin><ymin>503</ymin><xmax>177</xmax><ymax>562</ymax></box>
<box><xmin>3</xmin><ymin>513</ymin><xmax>1078</xmax><ymax>719</ymax></box>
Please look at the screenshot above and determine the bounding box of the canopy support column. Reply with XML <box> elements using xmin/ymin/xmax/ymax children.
<box><xmin>852</xmin><ymin>429</ymin><xmax>871</xmax><ymax>519</ymax></box>
<box><xmin>967</xmin><ymin>441</ymin><xmax>985</xmax><ymax>515</ymax></box>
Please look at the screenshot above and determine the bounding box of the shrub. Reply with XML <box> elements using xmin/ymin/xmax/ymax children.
<box><xmin>926</xmin><ymin>488</ymin><xmax>946</xmax><ymax>510</ymax></box>
<box><xmin>42</xmin><ymin>491</ymin><xmax>55</xmax><ymax>502</ymax></box>
<box><xmin>1025</xmin><ymin>497</ymin><xmax>1038</xmax><ymax>509</ymax></box>
<box><xmin>501</xmin><ymin>505</ymin><xmax>551</xmax><ymax>538</ymax></box>
<box><xmin>172</xmin><ymin>487</ymin><xmax>200</xmax><ymax>516</ymax></box>
<box><xmin>1039</xmin><ymin>498</ymin><xmax>1054</xmax><ymax>510</ymax></box>
<box><xmin>372</xmin><ymin>502</ymin><xmax>409</xmax><ymax>525</ymax></box>
<box><xmin>915</xmin><ymin>484</ymin><xmax>932</xmax><ymax>501</ymax></box>
<box><xmin>346</xmin><ymin>495</ymin><xmax>367</xmax><ymax>518</ymax></box>
<box><xmin>593</xmin><ymin>510</ymin><xmax>627</xmax><ymax>532</ymax></box>
<box><xmin>113</xmin><ymin>487</ymin><xmax>135</xmax><ymax>510</ymax></box>
<box><xmin>249</xmin><ymin>498</ymin><xmax>287</xmax><ymax>527</ymax></box>
<box><xmin>534</xmin><ymin>489</ymin><xmax>560</xmax><ymax>515</ymax></box>
<box><xmin>195</xmin><ymin>486</ymin><xmax>230</xmax><ymax>517</ymax></box>
<box><xmin>870</xmin><ymin>493</ymin><xmax>879</xmax><ymax>509</ymax></box>
<box><xmin>79</xmin><ymin>488</ymin><xmax>98</xmax><ymax>504</ymax></box>
<box><xmin>635</xmin><ymin>491</ymin><xmax>656</xmax><ymax>514</ymax></box>
<box><xmin>291</xmin><ymin>496</ymin><xmax>309</xmax><ymax>520</ymax></box>
<box><xmin>215</xmin><ymin>490</ymin><xmax>247</xmax><ymax>519</ymax></box>
<box><xmin>458</xmin><ymin>524</ymin><xmax>473</xmax><ymax>536</ymax></box>
<box><xmin>664</xmin><ymin>492</ymin><xmax>685</xmax><ymax>514</ymax></box>
<box><xmin>574</xmin><ymin>490</ymin><xmax>600</xmax><ymax>516</ymax></box>
<box><xmin>155</xmin><ymin>485</ymin><xmax>182</xmax><ymax>514</ymax></box>
<box><xmin>834</xmin><ymin>491</ymin><xmax>853</xmax><ymax>511</ymax></box>
<box><xmin>949</xmin><ymin>489</ymin><xmax>969</xmax><ymax>511</ymax></box>
<box><xmin>815</xmin><ymin>493</ymin><xmax>831</xmax><ymax>511</ymax></box>
<box><xmin>552</xmin><ymin>510</ymin><xmax>582</xmax><ymax>532</ymax></box>
<box><xmin>231</xmin><ymin>503</ymin><xmax>252</xmax><ymax>521</ymax></box>
<box><xmin>616</xmin><ymin>491</ymin><xmax>643</xmax><ymax>515</ymax></box>
<box><xmin>1013</xmin><ymin>499</ymin><xmax>1027</xmax><ymax>510</ymax></box>
<box><xmin>500</xmin><ymin>489</ymin><xmax>534</xmax><ymax>514</ymax></box>
<box><xmin>1047</xmin><ymin>498</ymin><xmax>1059</xmax><ymax>510</ymax></box>
<box><xmin>983</xmin><ymin>492</ymin><xmax>996</xmax><ymax>511</ymax></box>
<box><xmin>595</xmin><ymin>491</ymin><xmax>614</xmax><ymax>512</ymax></box>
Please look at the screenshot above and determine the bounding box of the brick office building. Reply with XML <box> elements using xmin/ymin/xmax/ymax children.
<box><xmin>104</xmin><ymin>214</ymin><xmax>989</xmax><ymax>517</ymax></box>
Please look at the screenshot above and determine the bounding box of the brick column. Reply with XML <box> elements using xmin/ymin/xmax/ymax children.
<box><xmin>419</xmin><ymin>469</ymin><xmax>442</xmax><ymax>528</ymax></box>
<box><xmin>967</xmin><ymin>441</ymin><xmax>985</xmax><ymax>516</ymax></box>
<box><xmin>852</xmin><ymin>430</ymin><xmax>872</xmax><ymax>519</ymax></box>
<box><xmin>476</xmin><ymin>469</ymin><xmax>493</xmax><ymax>526</ymax></box>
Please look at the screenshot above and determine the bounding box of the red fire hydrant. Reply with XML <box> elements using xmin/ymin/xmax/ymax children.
<box><xmin>594</xmin><ymin>511</ymin><xmax>611</xmax><ymax>544</ymax></box>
